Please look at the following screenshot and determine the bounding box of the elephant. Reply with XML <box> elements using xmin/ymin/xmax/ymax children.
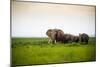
<box><xmin>55</xmin><ymin>29</ymin><xmax>65</xmax><ymax>42</ymax></box>
<box><xmin>58</xmin><ymin>34</ymin><xmax>79</xmax><ymax>43</ymax></box>
<box><xmin>58</xmin><ymin>34</ymin><xmax>73</xmax><ymax>43</ymax></box>
<box><xmin>46</xmin><ymin>29</ymin><xmax>64</xmax><ymax>44</ymax></box>
<box><xmin>73</xmin><ymin>36</ymin><xmax>79</xmax><ymax>43</ymax></box>
<box><xmin>79</xmin><ymin>33</ymin><xmax>89</xmax><ymax>44</ymax></box>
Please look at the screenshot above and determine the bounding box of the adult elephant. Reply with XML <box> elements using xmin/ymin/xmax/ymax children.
<box><xmin>55</xmin><ymin>29</ymin><xmax>65</xmax><ymax>42</ymax></box>
<box><xmin>79</xmin><ymin>33</ymin><xmax>89</xmax><ymax>44</ymax></box>
<box><xmin>73</xmin><ymin>36</ymin><xmax>79</xmax><ymax>43</ymax></box>
<box><xmin>59</xmin><ymin>34</ymin><xmax>79</xmax><ymax>43</ymax></box>
<box><xmin>60</xmin><ymin>34</ymin><xmax>75</xmax><ymax>43</ymax></box>
<box><xmin>46</xmin><ymin>29</ymin><xmax>64</xmax><ymax>44</ymax></box>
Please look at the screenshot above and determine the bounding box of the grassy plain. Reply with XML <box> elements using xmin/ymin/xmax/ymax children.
<box><xmin>11</xmin><ymin>37</ymin><xmax>96</xmax><ymax>66</ymax></box>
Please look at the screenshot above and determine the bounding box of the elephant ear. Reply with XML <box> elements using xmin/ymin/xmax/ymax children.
<box><xmin>79</xmin><ymin>33</ymin><xmax>82</xmax><ymax>36</ymax></box>
<box><xmin>46</xmin><ymin>29</ymin><xmax>53</xmax><ymax>37</ymax></box>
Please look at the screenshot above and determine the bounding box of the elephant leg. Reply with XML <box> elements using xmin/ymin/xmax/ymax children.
<box><xmin>48</xmin><ymin>38</ymin><xmax>52</xmax><ymax>43</ymax></box>
<box><xmin>52</xmin><ymin>39</ymin><xmax>56</xmax><ymax>44</ymax></box>
<box><xmin>54</xmin><ymin>40</ymin><xmax>56</xmax><ymax>44</ymax></box>
<box><xmin>85</xmin><ymin>40</ymin><xmax>88</xmax><ymax>44</ymax></box>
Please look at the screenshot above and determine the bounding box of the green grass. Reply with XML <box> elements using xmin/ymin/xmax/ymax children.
<box><xmin>11</xmin><ymin>37</ymin><xmax>96</xmax><ymax>66</ymax></box>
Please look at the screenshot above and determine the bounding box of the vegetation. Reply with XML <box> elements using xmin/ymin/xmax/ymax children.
<box><xmin>11</xmin><ymin>37</ymin><xmax>96</xmax><ymax>66</ymax></box>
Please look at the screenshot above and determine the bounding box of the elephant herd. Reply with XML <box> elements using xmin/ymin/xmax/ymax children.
<box><xmin>46</xmin><ymin>29</ymin><xmax>89</xmax><ymax>44</ymax></box>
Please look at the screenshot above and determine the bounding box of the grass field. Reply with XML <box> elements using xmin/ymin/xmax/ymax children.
<box><xmin>11</xmin><ymin>37</ymin><xmax>96</xmax><ymax>66</ymax></box>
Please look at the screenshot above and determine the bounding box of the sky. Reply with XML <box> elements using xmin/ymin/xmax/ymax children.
<box><xmin>12</xmin><ymin>1</ymin><xmax>96</xmax><ymax>37</ymax></box>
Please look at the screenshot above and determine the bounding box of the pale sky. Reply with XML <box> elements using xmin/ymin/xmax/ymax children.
<box><xmin>12</xmin><ymin>1</ymin><xmax>95</xmax><ymax>37</ymax></box>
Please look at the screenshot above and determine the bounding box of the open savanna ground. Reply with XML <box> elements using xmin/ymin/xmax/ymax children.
<box><xmin>11</xmin><ymin>37</ymin><xmax>96</xmax><ymax>66</ymax></box>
